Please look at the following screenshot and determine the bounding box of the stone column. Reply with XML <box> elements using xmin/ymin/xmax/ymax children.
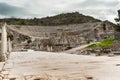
<box><xmin>8</xmin><ymin>38</ymin><xmax>12</xmax><ymax>53</ymax></box>
<box><xmin>0</xmin><ymin>23</ymin><xmax>7</xmax><ymax>61</ymax></box>
<box><xmin>50</xmin><ymin>46</ymin><xmax>53</xmax><ymax>52</ymax></box>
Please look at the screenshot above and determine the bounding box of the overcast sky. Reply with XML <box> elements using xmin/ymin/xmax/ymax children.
<box><xmin>0</xmin><ymin>0</ymin><xmax>119</xmax><ymax>22</ymax></box>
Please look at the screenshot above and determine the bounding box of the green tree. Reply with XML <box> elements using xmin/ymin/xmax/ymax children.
<box><xmin>115</xmin><ymin>9</ymin><xmax>120</xmax><ymax>32</ymax></box>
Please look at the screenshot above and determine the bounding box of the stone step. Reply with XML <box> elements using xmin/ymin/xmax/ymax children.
<box><xmin>0</xmin><ymin>62</ymin><xmax>5</xmax><ymax>71</ymax></box>
<box><xmin>1</xmin><ymin>71</ymin><xmax>9</xmax><ymax>75</ymax></box>
<box><xmin>3</xmin><ymin>62</ymin><xmax>13</xmax><ymax>69</ymax></box>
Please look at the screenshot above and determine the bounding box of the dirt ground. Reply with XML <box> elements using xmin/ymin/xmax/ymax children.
<box><xmin>2</xmin><ymin>51</ymin><xmax>120</xmax><ymax>80</ymax></box>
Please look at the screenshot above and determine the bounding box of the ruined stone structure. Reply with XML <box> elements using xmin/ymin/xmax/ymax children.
<box><xmin>6</xmin><ymin>21</ymin><xmax>114</xmax><ymax>52</ymax></box>
<box><xmin>8</xmin><ymin>38</ymin><xmax>12</xmax><ymax>53</ymax></box>
<box><xmin>0</xmin><ymin>23</ymin><xmax>8</xmax><ymax>61</ymax></box>
<box><xmin>0</xmin><ymin>23</ymin><xmax>13</xmax><ymax>61</ymax></box>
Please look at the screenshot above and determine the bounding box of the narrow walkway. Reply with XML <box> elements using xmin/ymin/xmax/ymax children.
<box><xmin>64</xmin><ymin>42</ymin><xmax>96</xmax><ymax>53</ymax></box>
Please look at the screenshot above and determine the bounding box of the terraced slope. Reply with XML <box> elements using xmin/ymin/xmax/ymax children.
<box><xmin>7</xmin><ymin>22</ymin><xmax>101</xmax><ymax>38</ymax></box>
<box><xmin>5</xmin><ymin>21</ymin><xmax>114</xmax><ymax>52</ymax></box>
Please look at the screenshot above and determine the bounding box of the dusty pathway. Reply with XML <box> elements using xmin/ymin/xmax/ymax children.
<box><xmin>1</xmin><ymin>51</ymin><xmax>120</xmax><ymax>80</ymax></box>
<box><xmin>64</xmin><ymin>42</ymin><xmax>98</xmax><ymax>53</ymax></box>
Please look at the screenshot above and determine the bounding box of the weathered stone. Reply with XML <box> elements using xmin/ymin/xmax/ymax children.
<box><xmin>1</xmin><ymin>71</ymin><xmax>9</xmax><ymax>75</ymax></box>
<box><xmin>0</xmin><ymin>77</ymin><xmax>2</xmax><ymax>80</ymax></box>
<box><xmin>9</xmin><ymin>78</ymin><xmax>16</xmax><ymax>80</ymax></box>
<box><xmin>0</xmin><ymin>23</ymin><xmax>8</xmax><ymax>61</ymax></box>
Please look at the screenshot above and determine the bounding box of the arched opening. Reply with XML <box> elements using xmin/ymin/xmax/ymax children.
<box><xmin>103</xmin><ymin>23</ymin><xmax>107</xmax><ymax>31</ymax></box>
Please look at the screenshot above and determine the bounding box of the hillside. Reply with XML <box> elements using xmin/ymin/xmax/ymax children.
<box><xmin>0</xmin><ymin>12</ymin><xmax>101</xmax><ymax>26</ymax></box>
<box><xmin>0</xmin><ymin>12</ymin><xmax>115</xmax><ymax>52</ymax></box>
<box><xmin>39</xmin><ymin>12</ymin><xmax>101</xmax><ymax>25</ymax></box>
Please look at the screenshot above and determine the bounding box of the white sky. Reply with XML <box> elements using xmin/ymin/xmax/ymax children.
<box><xmin>0</xmin><ymin>0</ymin><xmax>119</xmax><ymax>22</ymax></box>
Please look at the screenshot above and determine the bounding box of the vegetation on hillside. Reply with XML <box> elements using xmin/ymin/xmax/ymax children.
<box><xmin>114</xmin><ymin>10</ymin><xmax>120</xmax><ymax>32</ymax></box>
<box><xmin>87</xmin><ymin>39</ymin><xmax>114</xmax><ymax>48</ymax></box>
<box><xmin>0</xmin><ymin>12</ymin><xmax>101</xmax><ymax>26</ymax></box>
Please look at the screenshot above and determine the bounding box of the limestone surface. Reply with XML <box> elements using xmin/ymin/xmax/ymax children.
<box><xmin>1</xmin><ymin>51</ymin><xmax>120</xmax><ymax>80</ymax></box>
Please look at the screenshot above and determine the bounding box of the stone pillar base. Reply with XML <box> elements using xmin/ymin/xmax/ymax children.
<box><xmin>0</xmin><ymin>53</ymin><xmax>8</xmax><ymax>62</ymax></box>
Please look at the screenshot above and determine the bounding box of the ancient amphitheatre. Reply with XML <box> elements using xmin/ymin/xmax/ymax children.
<box><xmin>0</xmin><ymin>11</ymin><xmax>120</xmax><ymax>80</ymax></box>
<box><xmin>1</xmin><ymin>19</ymin><xmax>120</xmax><ymax>80</ymax></box>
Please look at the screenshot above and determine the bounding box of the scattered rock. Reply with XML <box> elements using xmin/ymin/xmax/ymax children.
<box><xmin>0</xmin><ymin>77</ymin><xmax>2</xmax><ymax>80</ymax></box>
<box><xmin>116</xmin><ymin>64</ymin><xmax>120</xmax><ymax>66</ymax></box>
<box><xmin>1</xmin><ymin>71</ymin><xmax>9</xmax><ymax>75</ymax></box>
<box><xmin>9</xmin><ymin>78</ymin><xmax>16</xmax><ymax>80</ymax></box>
<box><xmin>34</xmin><ymin>78</ymin><xmax>44</xmax><ymax>80</ymax></box>
<box><xmin>85</xmin><ymin>75</ymin><xmax>94</xmax><ymax>80</ymax></box>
